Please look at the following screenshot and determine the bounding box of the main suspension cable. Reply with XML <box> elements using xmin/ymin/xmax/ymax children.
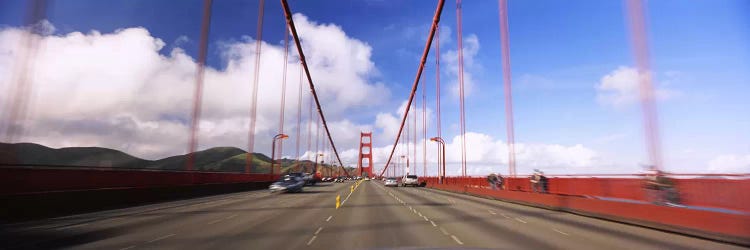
<box><xmin>380</xmin><ymin>0</ymin><xmax>446</xmax><ymax>177</ymax></box>
<box><xmin>281</xmin><ymin>0</ymin><xmax>349</xmax><ymax>176</ymax></box>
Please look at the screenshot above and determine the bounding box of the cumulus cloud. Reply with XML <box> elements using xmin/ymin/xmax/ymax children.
<box><xmin>0</xmin><ymin>15</ymin><xmax>388</xmax><ymax>160</ymax></box>
<box><xmin>363</xmin><ymin>131</ymin><xmax>602</xmax><ymax>176</ymax></box>
<box><xmin>364</xmin><ymin>102</ymin><xmax>602</xmax><ymax>176</ymax></box>
<box><xmin>595</xmin><ymin>66</ymin><xmax>678</xmax><ymax>108</ymax></box>
<box><xmin>442</xmin><ymin>34</ymin><xmax>480</xmax><ymax>98</ymax></box>
<box><xmin>708</xmin><ymin>154</ymin><xmax>750</xmax><ymax>173</ymax></box>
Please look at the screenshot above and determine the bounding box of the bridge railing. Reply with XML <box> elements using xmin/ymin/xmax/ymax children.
<box><xmin>0</xmin><ymin>166</ymin><xmax>279</xmax><ymax>195</ymax></box>
<box><xmin>420</xmin><ymin>175</ymin><xmax>750</xmax><ymax>213</ymax></box>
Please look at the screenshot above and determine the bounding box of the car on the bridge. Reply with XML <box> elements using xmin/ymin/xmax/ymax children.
<box><xmin>401</xmin><ymin>175</ymin><xmax>419</xmax><ymax>187</ymax></box>
<box><xmin>269</xmin><ymin>175</ymin><xmax>305</xmax><ymax>193</ymax></box>
<box><xmin>384</xmin><ymin>177</ymin><xmax>399</xmax><ymax>187</ymax></box>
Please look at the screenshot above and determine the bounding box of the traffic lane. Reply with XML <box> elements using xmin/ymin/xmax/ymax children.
<box><xmin>409</xmin><ymin>186</ymin><xmax>746</xmax><ymax>250</ymax></box>
<box><xmin>179</xmin><ymin>181</ymin><xmax>354</xmax><ymax>250</ymax></box>
<box><xmin>313</xmin><ymin>181</ymin><xmax>458</xmax><ymax>250</ymax></box>
<box><xmin>1</xmin><ymin>188</ymin><xmax>275</xmax><ymax>249</ymax></box>
<box><xmin>399</xmin><ymin>187</ymin><xmax>624</xmax><ymax>250</ymax></box>
<box><xmin>74</xmin><ymin>182</ymin><xmax>352</xmax><ymax>250</ymax></box>
<box><xmin>385</xmin><ymin>182</ymin><xmax>561</xmax><ymax>249</ymax></box>
<box><xmin>1</xmin><ymin>182</ymin><xmax>348</xmax><ymax>249</ymax></box>
<box><xmin>4</xmin><ymin>188</ymin><xmax>271</xmax><ymax>232</ymax></box>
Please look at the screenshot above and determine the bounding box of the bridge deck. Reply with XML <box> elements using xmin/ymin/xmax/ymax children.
<box><xmin>1</xmin><ymin>181</ymin><xmax>744</xmax><ymax>249</ymax></box>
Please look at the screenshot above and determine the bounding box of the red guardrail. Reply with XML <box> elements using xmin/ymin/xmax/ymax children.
<box><xmin>0</xmin><ymin>166</ymin><xmax>279</xmax><ymax>195</ymax></box>
<box><xmin>420</xmin><ymin>176</ymin><xmax>750</xmax><ymax>213</ymax></box>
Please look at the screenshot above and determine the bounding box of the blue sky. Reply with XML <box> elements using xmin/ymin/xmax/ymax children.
<box><xmin>1</xmin><ymin>0</ymin><xmax>748</xmax><ymax>174</ymax></box>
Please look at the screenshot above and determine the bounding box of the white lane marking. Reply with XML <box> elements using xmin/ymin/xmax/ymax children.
<box><xmin>326</xmin><ymin>216</ymin><xmax>333</xmax><ymax>222</ymax></box>
<box><xmin>430</xmin><ymin>220</ymin><xmax>437</xmax><ymax>227</ymax></box>
<box><xmin>207</xmin><ymin>219</ymin><xmax>223</xmax><ymax>225</ymax></box>
<box><xmin>225</xmin><ymin>214</ymin><xmax>238</xmax><ymax>220</ymax></box>
<box><xmin>55</xmin><ymin>223</ymin><xmax>90</xmax><ymax>230</ymax></box>
<box><xmin>119</xmin><ymin>246</ymin><xmax>136</xmax><ymax>250</ymax></box>
<box><xmin>306</xmin><ymin>235</ymin><xmax>317</xmax><ymax>246</ymax></box>
<box><xmin>409</xmin><ymin>206</ymin><xmax>413</xmax><ymax>211</ymax></box>
<box><xmin>501</xmin><ymin>214</ymin><xmax>511</xmax><ymax>219</ymax></box>
<box><xmin>148</xmin><ymin>233</ymin><xmax>176</xmax><ymax>243</ymax></box>
<box><xmin>553</xmin><ymin>228</ymin><xmax>570</xmax><ymax>236</ymax></box>
<box><xmin>423</xmin><ymin>216</ymin><xmax>429</xmax><ymax>221</ymax></box>
<box><xmin>417</xmin><ymin>212</ymin><xmax>423</xmax><ymax>217</ymax></box>
<box><xmin>315</xmin><ymin>227</ymin><xmax>323</xmax><ymax>235</ymax></box>
<box><xmin>439</xmin><ymin>227</ymin><xmax>450</xmax><ymax>235</ymax></box>
<box><xmin>451</xmin><ymin>235</ymin><xmax>464</xmax><ymax>245</ymax></box>
<box><xmin>488</xmin><ymin>210</ymin><xmax>496</xmax><ymax>215</ymax></box>
<box><xmin>515</xmin><ymin>218</ymin><xmax>527</xmax><ymax>224</ymax></box>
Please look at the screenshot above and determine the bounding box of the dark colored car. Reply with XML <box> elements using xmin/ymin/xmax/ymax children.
<box><xmin>269</xmin><ymin>175</ymin><xmax>305</xmax><ymax>193</ymax></box>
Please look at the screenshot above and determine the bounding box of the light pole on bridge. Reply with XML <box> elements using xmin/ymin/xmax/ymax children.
<box><xmin>271</xmin><ymin>134</ymin><xmax>289</xmax><ymax>175</ymax></box>
<box><xmin>430</xmin><ymin>137</ymin><xmax>446</xmax><ymax>184</ymax></box>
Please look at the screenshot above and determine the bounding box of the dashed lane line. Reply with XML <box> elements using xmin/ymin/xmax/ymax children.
<box><xmin>553</xmin><ymin>228</ymin><xmax>570</xmax><ymax>236</ymax></box>
<box><xmin>147</xmin><ymin>233</ymin><xmax>175</xmax><ymax>243</ymax></box>
<box><xmin>306</xmin><ymin>235</ymin><xmax>318</xmax><ymax>246</ymax></box>
<box><xmin>430</xmin><ymin>220</ymin><xmax>437</xmax><ymax>227</ymax></box>
<box><xmin>515</xmin><ymin>218</ymin><xmax>527</xmax><ymax>224</ymax></box>
<box><xmin>451</xmin><ymin>235</ymin><xmax>464</xmax><ymax>245</ymax></box>
<box><xmin>326</xmin><ymin>215</ymin><xmax>333</xmax><ymax>222</ymax></box>
<box><xmin>118</xmin><ymin>245</ymin><xmax>136</xmax><ymax>250</ymax></box>
<box><xmin>315</xmin><ymin>227</ymin><xmax>323</xmax><ymax>235</ymax></box>
<box><xmin>55</xmin><ymin>223</ymin><xmax>90</xmax><ymax>230</ymax></box>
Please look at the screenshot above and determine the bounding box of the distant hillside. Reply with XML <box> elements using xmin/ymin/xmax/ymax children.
<box><xmin>0</xmin><ymin>142</ymin><xmax>149</xmax><ymax>168</ymax></box>
<box><xmin>0</xmin><ymin>142</ymin><xmax>360</xmax><ymax>175</ymax></box>
<box><xmin>0</xmin><ymin>142</ymin><xmax>273</xmax><ymax>172</ymax></box>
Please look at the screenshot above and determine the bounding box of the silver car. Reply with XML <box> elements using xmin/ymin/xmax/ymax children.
<box><xmin>401</xmin><ymin>175</ymin><xmax>419</xmax><ymax>187</ymax></box>
<box><xmin>384</xmin><ymin>177</ymin><xmax>398</xmax><ymax>187</ymax></box>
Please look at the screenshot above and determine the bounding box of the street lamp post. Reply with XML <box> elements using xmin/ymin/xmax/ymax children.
<box><xmin>401</xmin><ymin>155</ymin><xmax>406</xmax><ymax>177</ymax></box>
<box><xmin>314</xmin><ymin>153</ymin><xmax>323</xmax><ymax>175</ymax></box>
<box><xmin>430</xmin><ymin>137</ymin><xmax>446</xmax><ymax>184</ymax></box>
<box><xmin>271</xmin><ymin>134</ymin><xmax>289</xmax><ymax>175</ymax></box>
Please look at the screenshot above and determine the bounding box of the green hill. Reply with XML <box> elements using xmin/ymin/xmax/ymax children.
<box><xmin>0</xmin><ymin>142</ymin><xmax>273</xmax><ymax>172</ymax></box>
<box><xmin>0</xmin><ymin>142</ymin><xmax>357</xmax><ymax>175</ymax></box>
<box><xmin>0</xmin><ymin>142</ymin><xmax>149</xmax><ymax>168</ymax></box>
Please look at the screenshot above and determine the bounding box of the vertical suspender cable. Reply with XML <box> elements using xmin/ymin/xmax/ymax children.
<box><xmin>413</xmin><ymin>91</ymin><xmax>417</xmax><ymax>175</ymax></box>
<box><xmin>296</xmin><ymin>62</ymin><xmax>303</xmax><ymax>160</ymax></box>
<box><xmin>498</xmin><ymin>0</ymin><xmax>517</xmax><ymax>177</ymax></box>
<box><xmin>456</xmin><ymin>0</ymin><xmax>468</xmax><ymax>177</ymax></box>
<box><xmin>246</xmin><ymin>0</ymin><xmax>266</xmax><ymax>173</ymax></box>
<box><xmin>380</xmin><ymin>0</ymin><xmax>445</xmax><ymax>177</ymax></box>
<box><xmin>2</xmin><ymin>0</ymin><xmax>48</xmax><ymax>144</ymax></box>
<box><xmin>436</xmin><ymin>26</ymin><xmax>442</xmax><ymax>178</ymax></box>
<box><xmin>186</xmin><ymin>0</ymin><xmax>213</xmax><ymax>171</ymax></box>
<box><xmin>625</xmin><ymin>0</ymin><xmax>663</xmax><ymax>171</ymax></box>
<box><xmin>422</xmin><ymin>74</ymin><xmax>427</xmax><ymax>177</ymax></box>
<box><xmin>277</xmin><ymin>24</ymin><xmax>289</xmax><ymax>161</ymax></box>
<box><xmin>307</xmin><ymin>93</ymin><xmax>313</xmax><ymax>161</ymax></box>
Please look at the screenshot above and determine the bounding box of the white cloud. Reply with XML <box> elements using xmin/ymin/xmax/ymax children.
<box><xmin>708</xmin><ymin>154</ymin><xmax>750</xmax><ymax>173</ymax></box>
<box><xmin>442</xmin><ymin>34</ymin><xmax>480</xmax><ymax>98</ymax></box>
<box><xmin>365</xmin><ymin>131</ymin><xmax>602</xmax><ymax>176</ymax></box>
<box><xmin>595</xmin><ymin>66</ymin><xmax>678</xmax><ymax>108</ymax></box>
<box><xmin>0</xmin><ymin>16</ymin><xmax>388</xmax><ymax>160</ymax></box>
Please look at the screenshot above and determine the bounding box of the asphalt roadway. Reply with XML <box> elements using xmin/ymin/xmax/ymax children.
<box><xmin>1</xmin><ymin>181</ymin><xmax>746</xmax><ymax>250</ymax></box>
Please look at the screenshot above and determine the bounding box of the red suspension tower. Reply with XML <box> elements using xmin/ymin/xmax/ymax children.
<box><xmin>357</xmin><ymin>132</ymin><xmax>374</xmax><ymax>177</ymax></box>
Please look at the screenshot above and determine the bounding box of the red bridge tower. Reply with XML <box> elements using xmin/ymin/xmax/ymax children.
<box><xmin>357</xmin><ymin>132</ymin><xmax>374</xmax><ymax>177</ymax></box>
